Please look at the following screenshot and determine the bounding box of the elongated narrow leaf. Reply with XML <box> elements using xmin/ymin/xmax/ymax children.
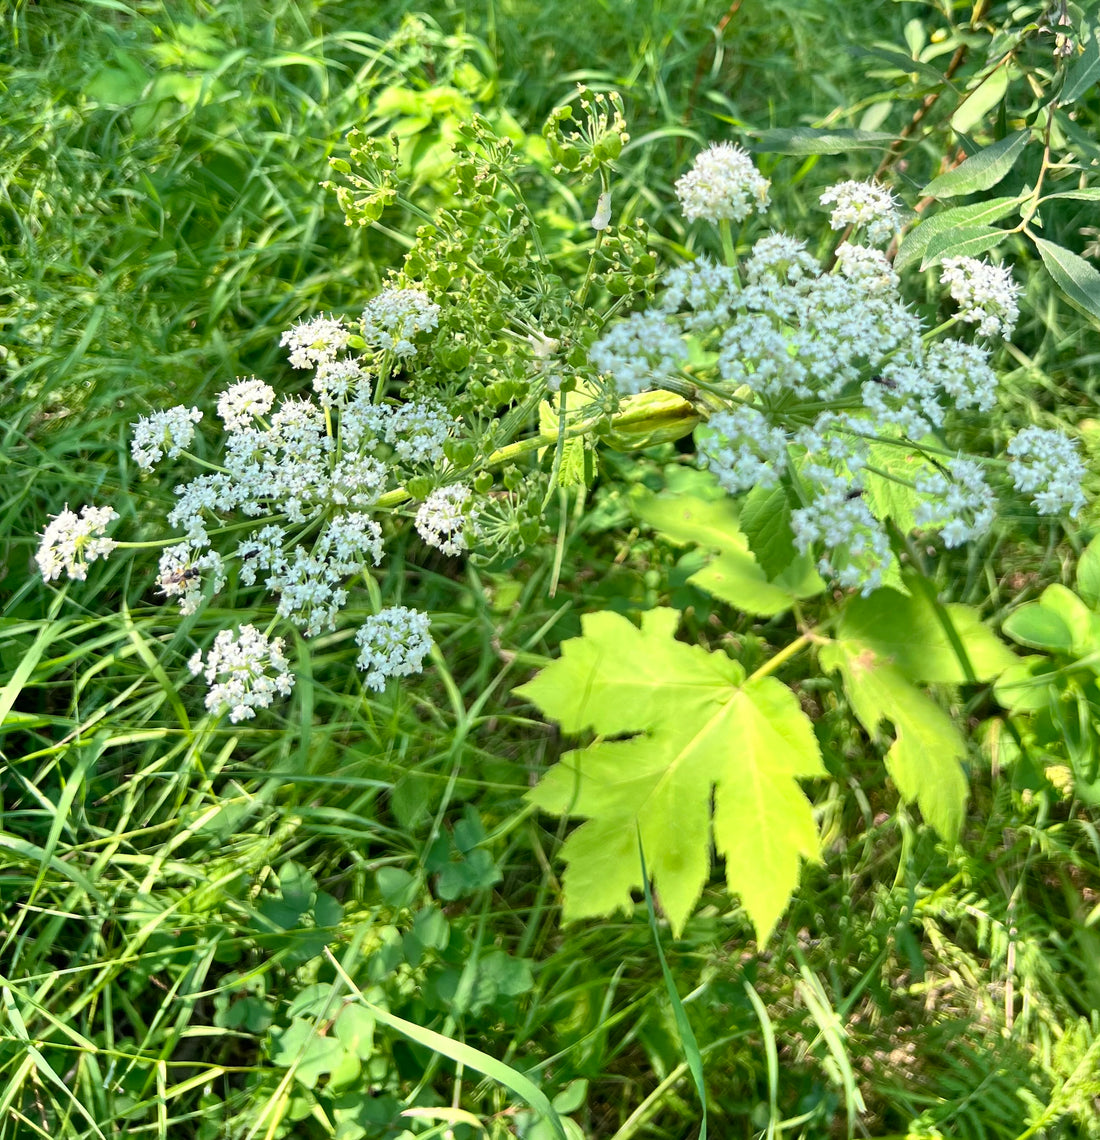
<box><xmin>920</xmin><ymin>224</ymin><xmax>1007</xmax><ymax>268</ymax></box>
<box><xmin>751</xmin><ymin>128</ymin><xmax>896</xmax><ymax>155</ymax></box>
<box><xmin>1034</xmin><ymin>237</ymin><xmax>1100</xmax><ymax>324</ymax></box>
<box><xmin>951</xmin><ymin>66</ymin><xmax>1008</xmax><ymax>133</ymax></box>
<box><xmin>518</xmin><ymin>608</ymin><xmax>823</xmax><ymax>940</ymax></box>
<box><xmin>1040</xmin><ymin>188</ymin><xmax>1100</xmax><ymax>203</ymax></box>
<box><xmin>1061</xmin><ymin>21</ymin><xmax>1100</xmax><ymax>105</ymax></box>
<box><xmin>922</xmin><ymin>131</ymin><xmax>1029</xmax><ymax>198</ymax></box>
<box><xmin>895</xmin><ymin>196</ymin><xmax>1024</xmax><ymax>270</ymax></box>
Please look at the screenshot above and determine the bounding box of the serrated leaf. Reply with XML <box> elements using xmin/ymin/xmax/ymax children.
<box><xmin>690</xmin><ymin>551</ymin><xmax>822</xmax><ymax>616</ymax></box>
<box><xmin>920</xmin><ymin>224</ymin><xmax>1007</xmax><ymax>269</ymax></box>
<box><xmin>1077</xmin><ymin>535</ymin><xmax>1100</xmax><ymax>609</ymax></box>
<box><xmin>739</xmin><ymin>483</ymin><xmax>797</xmax><ymax>579</ymax></box>
<box><xmin>1034</xmin><ymin>237</ymin><xmax>1100</xmax><ymax>325</ymax></box>
<box><xmin>751</xmin><ymin>127</ymin><xmax>897</xmax><ymax>155</ymax></box>
<box><xmin>518</xmin><ymin>608</ymin><xmax>823</xmax><ymax>940</ymax></box>
<box><xmin>634</xmin><ymin>490</ymin><xmax>743</xmax><ymax>552</ymax></box>
<box><xmin>837</xmin><ymin>585</ymin><xmax>1014</xmax><ymax>684</ymax></box>
<box><xmin>922</xmin><ymin>131</ymin><xmax>1029</xmax><ymax>198</ymax></box>
<box><xmin>820</xmin><ymin>642</ymin><xmax>967</xmax><ymax>841</ymax></box>
<box><xmin>635</xmin><ymin>486</ymin><xmax>824</xmax><ymax>616</ymax></box>
<box><xmin>894</xmin><ymin>196</ymin><xmax>1024</xmax><ymax>271</ymax></box>
<box><xmin>862</xmin><ymin>441</ymin><xmax>940</xmax><ymax>533</ymax></box>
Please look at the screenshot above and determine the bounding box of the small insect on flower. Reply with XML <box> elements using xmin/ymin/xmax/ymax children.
<box><xmin>157</xmin><ymin>566</ymin><xmax>201</xmax><ymax>596</ymax></box>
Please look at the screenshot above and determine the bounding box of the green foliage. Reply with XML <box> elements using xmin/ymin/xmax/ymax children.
<box><xmin>517</xmin><ymin>607</ymin><xmax>824</xmax><ymax>940</ymax></box>
<box><xmin>6</xmin><ymin>2</ymin><xmax>1100</xmax><ymax>1139</ymax></box>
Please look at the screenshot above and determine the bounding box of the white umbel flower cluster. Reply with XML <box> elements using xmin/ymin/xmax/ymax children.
<box><xmin>355</xmin><ymin>606</ymin><xmax>433</xmax><ymax>692</ymax></box>
<box><xmin>1007</xmin><ymin>426</ymin><xmax>1087</xmax><ymax>517</ymax></box>
<box><xmin>217</xmin><ymin>378</ymin><xmax>276</xmax><ymax>431</ymax></box>
<box><xmin>674</xmin><ymin>142</ymin><xmax>771</xmax><ymax>224</ymax></box>
<box><xmin>37</xmin><ymin>504</ymin><xmax>119</xmax><ymax>582</ymax></box>
<box><xmin>361</xmin><ymin>288</ymin><xmax>441</xmax><ymax>358</ymax></box>
<box><xmin>819</xmin><ymin>180</ymin><xmax>900</xmax><ymax>246</ymax></box>
<box><xmin>915</xmin><ymin>459</ymin><xmax>996</xmax><ymax>548</ymax></box>
<box><xmin>415</xmin><ymin>485</ymin><xmax>478</xmax><ymax>556</ymax></box>
<box><xmin>131</xmin><ymin>405</ymin><xmax>202</xmax><ymax>471</ymax></box>
<box><xmin>698</xmin><ymin>407</ymin><xmax>788</xmax><ymax>494</ymax></box>
<box><xmin>940</xmin><ymin>256</ymin><xmax>1020</xmax><ymax>339</ymax></box>
<box><xmin>189</xmin><ymin>624</ymin><xmax>295</xmax><ymax>722</ymax></box>
<box><xmin>589</xmin><ymin>311</ymin><xmax>684</xmax><ymax>396</ymax></box>
<box><xmin>156</xmin><ymin>544</ymin><xmax>226</xmax><ymax>615</ymax></box>
<box><xmin>280</xmin><ymin>314</ymin><xmax>350</xmax><ymax>369</ymax></box>
<box><xmin>791</xmin><ymin>469</ymin><xmax>892</xmax><ymax>595</ymax></box>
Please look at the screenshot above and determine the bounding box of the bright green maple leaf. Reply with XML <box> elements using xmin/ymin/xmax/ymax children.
<box><xmin>515</xmin><ymin>608</ymin><xmax>824</xmax><ymax>941</ymax></box>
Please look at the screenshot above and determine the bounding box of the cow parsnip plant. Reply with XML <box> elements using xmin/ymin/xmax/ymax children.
<box><xmin>37</xmin><ymin>86</ymin><xmax>1089</xmax><ymax>939</ymax></box>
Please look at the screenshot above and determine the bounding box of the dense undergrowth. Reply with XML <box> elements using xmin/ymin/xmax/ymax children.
<box><xmin>3</xmin><ymin>1</ymin><xmax>1100</xmax><ymax>1138</ymax></box>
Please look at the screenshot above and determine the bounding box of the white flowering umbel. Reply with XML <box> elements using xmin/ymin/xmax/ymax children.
<box><xmin>355</xmin><ymin>606</ymin><xmax>433</xmax><ymax>692</ymax></box>
<box><xmin>589</xmin><ymin>312</ymin><xmax>684</xmax><ymax>396</ymax></box>
<box><xmin>915</xmin><ymin>459</ymin><xmax>996</xmax><ymax>548</ymax></box>
<box><xmin>131</xmin><ymin>405</ymin><xmax>202</xmax><ymax>471</ymax></box>
<box><xmin>1007</xmin><ymin>427</ymin><xmax>1087</xmax><ymax>517</ymax></box>
<box><xmin>587</xmin><ymin>155</ymin><xmax>1083</xmax><ymax>593</ymax></box>
<box><xmin>699</xmin><ymin>407</ymin><xmax>788</xmax><ymax>494</ymax></box>
<box><xmin>675</xmin><ymin>142</ymin><xmax>771</xmax><ymax>224</ymax></box>
<box><xmin>941</xmin><ymin>257</ymin><xmax>1020</xmax><ymax>339</ymax></box>
<box><xmin>361</xmin><ymin>288</ymin><xmax>441</xmax><ymax>358</ymax></box>
<box><xmin>189</xmin><ymin>625</ymin><xmax>294</xmax><ymax>722</ymax></box>
<box><xmin>37</xmin><ymin>505</ymin><xmax>119</xmax><ymax>582</ymax></box>
<box><xmin>281</xmin><ymin>314</ymin><xmax>351</xmax><ymax>369</ymax></box>
<box><xmin>415</xmin><ymin>485</ymin><xmax>478</xmax><ymax>556</ymax></box>
<box><xmin>819</xmin><ymin>180</ymin><xmax>900</xmax><ymax>246</ymax></box>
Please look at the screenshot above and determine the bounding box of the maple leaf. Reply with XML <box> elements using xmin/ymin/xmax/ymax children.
<box><xmin>515</xmin><ymin>608</ymin><xmax>824</xmax><ymax>941</ymax></box>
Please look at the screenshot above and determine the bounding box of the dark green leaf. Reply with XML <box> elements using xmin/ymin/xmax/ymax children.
<box><xmin>920</xmin><ymin>225</ymin><xmax>1007</xmax><ymax>268</ymax></box>
<box><xmin>1061</xmin><ymin>21</ymin><xmax>1100</xmax><ymax>105</ymax></box>
<box><xmin>922</xmin><ymin>131</ymin><xmax>1029</xmax><ymax>198</ymax></box>
<box><xmin>895</xmin><ymin>196</ymin><xmax>1024</xmax><ymax>271</ymax></box>
<box><xmin>1033</xmin><ymin>237</ymin><xmax>1100</xmax><ymax>324</ymax></box>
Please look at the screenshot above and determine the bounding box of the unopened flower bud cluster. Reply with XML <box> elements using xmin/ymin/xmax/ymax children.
<box><xmin>591</xmin><ymin>146</ymin><xmax>1083</xmax><ymax>593</ymax></box>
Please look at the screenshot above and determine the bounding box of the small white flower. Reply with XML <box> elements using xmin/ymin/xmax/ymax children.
<box><xmin>155</xmin><ymin>544</ymin><xmax>226</xmax><ymax>615</ymax></box>
<box><xmin>386</xmin><ymin>399</ymin><xmax>453</xmax><ymax>464</ymax></box>
<box><xmin>131</xmin><ymin>405</ymin><xmax>202</xmax><ymax>471</ymax></box>
<box><xmin>313</xmin><ymin>358</ymin><xmax>367</xmax><ymax>407</ymax></box>
<box><xmin>355</xmin><ymin>606</ymin><xmax>433</xmax><ymax>692</ymax></box>
<box><xmin>217</xmin><ymin>378</ymin><xmax>276</xmax><ymax>430</ymax></box>
<box><xmin>415</xmin><ymin>485</ymin><xmax>478</xmax><ymax>556</ymax></box>
<box><xmin>915</xmin><ymin>458</ymin><xmax>996</xmax><ymax>547</ymax></box>
<box><xmin>590</xmin><ymin>311</ymin><xmax>684</xmax><ymax>396</ymax></box>
<box><xmin>1007</xmin><ymin>426</ymin><xmax>1087</xmax><ymax>517</ymax></box>
<box><xmin>941</xmin><ymin>256</ymin><xmax>1020</xmax><ymax>339</ymax></box>
<box><xmin>698</xmin><ymin>407</ymin><xmax>788</xmax><ymax>494</ymax></box>
<box><xmin>924</xmin><ymin>340</ymin><xmax>998</xmax><ymax>412</ymax></box>
<box><xmin>190</xmin><ymin>624</ymin><xmax>294</xmax><ymax>722</ymax></box>
<box><xmin>791</xmin><ymin>469</ymin><xmax>891</xmax><ymax>595</ymax></box>
<box><xmin>675</xmin><ymin>142</ymin><xmax>771</xmax><ymax>224</ymax></box>
<box><xmin>819</xmin><ymin>180</ymin><xmax>900</xmax><ymax>246</ymax></box>
<box><xmin>37</xmin><ymin>504</ymin><xmax>120</xmax><ymax>582</ymax></box>
<box><xmin>660</xmin><ymin>260</ymin><xmax>741</xmax><ymax>333</ymax></box>
<box><xmin>281</xmin><ymin>314</ymin><xmax>350</xmax><ymax>369</ymax></box>
<box><xmin>361</xmin><ymin>288</ymin><xmax>441</xmax><ymax>358</ymax></box>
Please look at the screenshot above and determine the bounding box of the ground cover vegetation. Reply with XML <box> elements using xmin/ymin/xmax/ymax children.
<box><xmin>4</xmin><ymin>0</ymin><xmax>1100</xmax><ymax>1137</ymax></box>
